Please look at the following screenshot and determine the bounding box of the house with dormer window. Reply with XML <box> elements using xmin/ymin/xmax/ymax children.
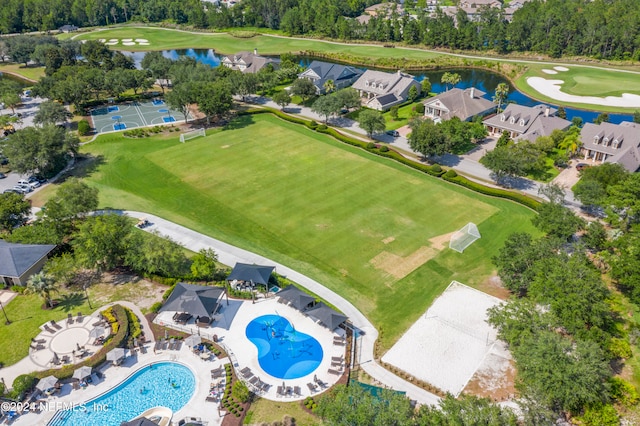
<box><xmin>482</xmin><ymin>104</ymin><xmax>571</xmax><ymax>141</ymax></box>
<box><xmin>221</xmin><ymin>49</ymin><xmax>279</xmax><ymax>74</ymax></box>
<box><xmin>423</xmin><ymin>87</ymin><xmax>497</xmax><ymax>123</ymax></box>
<box><xmin>297</xmin><ymin>61</ymin><xmax>364</xmax><ymax>95</ymax></box>
<box><xmin>351</xmin><ymin>70</ymin><xmax>421</xmax><ymax>111</ymax></box>
<box><xmin>579</xmin><ymin>121</ymin><xmax>640</xmax><ymax>171</ymax></box>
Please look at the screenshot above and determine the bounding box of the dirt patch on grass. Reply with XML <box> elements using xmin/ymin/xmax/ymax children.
<box><xmin>463</xmin><ymin>354</ymin><xmax>516</xmax><ymax>401</ymax></box>
<box><xmin>382</xmin><ymin>236</ymin><xmax>395</xmax><ymax>244</ymax></box>
<box><xmin>476</xmin><ymin>274</ymin><xmax>511</xmax><ymax>300</ymax></box>
<box><xmin>89</xmin><ymin>272</ymin><xmax>166</xmax><ymax>310</ymax></box>
<box><xmin>428</xmin><ymin>232</ymin><xmax>456</xmax><ymax>251</ymax></box>
<box><xmin>370</xmin><ymin>246</ymin><xmax>437</xmax><ymax>279</ymax></box>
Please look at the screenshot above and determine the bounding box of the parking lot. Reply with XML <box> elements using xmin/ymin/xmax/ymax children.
<box><xmin>1</xmin><ymin>94</ymin><xmax>48</xmax><ymax>194</ymax></box>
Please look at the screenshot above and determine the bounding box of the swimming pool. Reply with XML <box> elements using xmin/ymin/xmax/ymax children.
<box><xmin>246</xmin><ymin>314</ymin><xmax>323</xmax><ymax>379</ymax></box>
<box><xmin>48</xmin><ymin>362</ymin><xmax>195</xmax><ymax>426</ymax></box>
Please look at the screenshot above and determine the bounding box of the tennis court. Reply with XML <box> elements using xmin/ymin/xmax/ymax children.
<box><xmin>90</xmin><ymin>99</ymin><xmax>190</xmax><ymax>134</ymax></box>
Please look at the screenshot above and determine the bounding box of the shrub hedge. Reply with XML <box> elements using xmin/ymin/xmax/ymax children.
<box><xmin>241</xmin><ymin>107</ymin><xmax>540</xmax><ymax>211</ymax></box>
<box><xmin>32</xmin><ymin>304</ymin><xmax>130</xmax><ymax>382</ymax></box>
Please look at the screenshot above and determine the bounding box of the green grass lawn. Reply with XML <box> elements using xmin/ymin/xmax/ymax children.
<box><xmin>0</xmin><ymin>292</ymin><xmax>91</xmax><ymax>367</ymax></box>
<box><xmin>0</xmin><ymin>63</ymin><xmax>44</xmax><ymax>83</ymax></box>
<box><xmin>79</xmin><ymin>114</ymin><xmax>537</xmax><ymax>349</ymax></box>
<box><xmin>518</xmin><ymin>64</ymin><xmax>640</xmax><ymax>113</ymax></box>
<box><xmin>383</xmin><ymin>102</ymin><xmax>421</xmax><ymax>130</ymax></box>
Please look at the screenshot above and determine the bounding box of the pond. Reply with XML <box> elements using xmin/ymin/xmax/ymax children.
<box><xmin>124</xmin><ymin>49</ymin><xmax>634</xmax><ymax>124</ymax></box>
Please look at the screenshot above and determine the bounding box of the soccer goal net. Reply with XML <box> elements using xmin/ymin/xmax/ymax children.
<box><xmin>179</xmin><ymin>128</ymin><xmax>206</xmax><ymax>143</ymax></box>
<box><xmin>449</xmin><ymin>222</ymin><xmax>481</xmax><ymax>253</ymax></box>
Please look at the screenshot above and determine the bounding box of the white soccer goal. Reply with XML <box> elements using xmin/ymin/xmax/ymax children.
<box><xmin>179</xmin><ymin>128</ymin><xmax>206</xmax><ymax>143</ymax></box>
<box><xmin>449</xmin><ymin>222</ymin><xmax>481</xmax><ymax>253</ymax></box>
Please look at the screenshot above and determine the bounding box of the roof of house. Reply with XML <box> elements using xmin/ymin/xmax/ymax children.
<box><xmin>515</xmin><ymin>115</ymin><xmax>572</xmax><ymax>142</ymax></box>
<box><xmin>581</xmin><ymin>121</ymin><xmax>640</xmax><ymax>172</ymax></box>
<box><xmin>226</xmin><ymin>263</ymin><xmax>274</xmax><ymax>285</ymax></box>
<box><xmin>352</xmin><ymin>70</ymin><xmax>417</xmax><ymax>97</ymax></box>
<box><xmin>482</xmin><ymin>104</ymin><xmax>560</xmax><ymax>134</ymax></box>
<box><xmin>356</xmin><ymin>14</ymin><xmax>371</xmax><ymax>24</ymax></box>
<box><xmin>423</xmin><ymin>87</ymin><xmax>496</xmax><ymax>121</ymax></box>
<box><xmin>222</xmin><ymin>52</ymin><xmax>279</xmax><ymax>73</ymax></box>
<box><xmin>276</xmin><ymin>285</ymin><xmax>315</xmax><ymax>311</ymax></box>
<box><xmin>159</xmin><ymin>282</ymin><xmax>225</xmax><ymax>318</ymax></box>
<box><xmin>0</xmin><ymin>241</ymin><xmax>56</xmax><ymax>278</ymax></box>
<box><xmin>298</xmin><ymin>61</ymin><xmax>364</xmax><ymax>92</ymax></box>
<box><xmin>305</xmin><ymin>302</ymin><xmax>347</xmax><ymax>330</ymax></box>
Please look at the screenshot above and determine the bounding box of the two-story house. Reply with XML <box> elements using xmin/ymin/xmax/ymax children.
<box><xmin>483</xmin><ymin>104</ymin><xmax>571</xmax><ymax>141</ymax></box>
<box><xmin>579</xmin><ymin>121</ymin><xmax>640</xmax><ymax>172</ymax></box>
<box><xmin>423</xmin><ymin>87</ymin><xmax>497</xmax><ymax>122</ymax></box>
<box><xmin>221</xmin><ymin>49</ymin><xmax>279</xmax><ymax>74</ymax></box>
<box><xmin>351</xmin><ymin>70</ymin><xmax>421</xmax><ymax>111</ymax></box>
<box><xmin>297</xmin><ymin>61</ymin><xmax>364</xmax><ymax>95</ymax></box>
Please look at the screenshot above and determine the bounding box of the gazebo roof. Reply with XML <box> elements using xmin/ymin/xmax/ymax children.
<box><xmin>305</xmin><ymin>302</ymin><xmax>348</xmax><ymax>330</ymax></box>
<box><xmin>227</xmin><ymin>263</ymin><xmax>274</xmax><ymax>285</ymax></box>
<box><xmin>277</xmin><ymin>285</ymin><xmax>315</xmax><ymax>311</ymax></box>
<box><xmin>159</xmin><ymin>282</ymin><xmax>224</xmax><ymax>318</ymax></box>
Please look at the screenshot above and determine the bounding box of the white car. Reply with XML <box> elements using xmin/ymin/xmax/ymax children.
<box><xmin>18</xmin><ymin>179</ymin><xmax>40</xmax><ymax>189</ymax></box>
<box><xmin>12</xmin><ymin>185</ymin><xmax>31</xmax><ymax>194</ymax></box>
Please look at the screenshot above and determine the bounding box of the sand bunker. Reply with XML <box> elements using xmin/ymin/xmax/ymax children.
<box><xmin>527</xmin><ymin>77</ymin><xmax>640</xmax><ymax>108</ymax></box>
<box><xmin>542</xmin><ymin>69</ymin><xmax>557</xmax><ymax>74</ymax></box>
<box><xmin>105</xmin><ymin>41</ymin><xmax>118</xmax><ymax>46</ymax></box>
<box><xmin>135</xmin><ymin>38</ymin><xmax>149</xmax><ymax>42</ymax></box>
<box><xmin>99</xmin><ymin>38</ymin><xmax>106</xmax><ymax>43</ymax></box>
<box><xmin>138</xmin><ymin>42</ymin><xmax>150</xmax><ymax>46</ymax></box>
<box><xmin>122</xmin><ymin>42</ymin><xmax>136</xmax><ymax>46</ymax></box>
<box><xmin>554</xmin><ymin>66</ymin><xmax>569</xmax><ymax>71</ymax></box>
<box><xmin>122</xmin><ymin>38</ymin><xmax>133</xmax><ymax>42</ymax></box>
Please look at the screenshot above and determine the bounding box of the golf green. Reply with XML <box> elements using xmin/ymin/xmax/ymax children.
<box><xmin>82</xmin><ymin>114</ymin><xmax>537</xmax><ymax>347</ymax></box>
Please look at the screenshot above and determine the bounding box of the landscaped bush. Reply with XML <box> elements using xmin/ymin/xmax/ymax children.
<box><xmin>77</xmin><ymin>120</ymin><xmax>91</xmax><ymax>136</ymax></box>
<box><xmin>317</xmin><ymin>124</ymin><xmax>328</xmax><ymax>130</ymax></box>
<box><xmin>415</xmin><ymin>103</ymin><xmax>425</xmax><ymax>114</ymax></box>
<box><xmin>379</xmin><ymin>145</ymin><xmax>389</xmax><ymax>152</ymax></box>
<box><xmin>307</xmin><ymin>120</ymin><xmax>318</xmax><ymax>129</ymax></box>
<box><xmin>10</xmin><ymin>285</ymin><xmax>26</xmax><ymax>294</ymax></box>
<box><xmin>125</xmin><ymin>307</ymin><xmax>143</xmax><ymax>338</ymax></box>
<box><xmin>431</xmin><ymin>164</ymin><xmax>442</xmax><ymax>173</ymax></box>
<box><xmin>9</xmin><ymin>374</ymin><xmax>36</xmax><ymax>400</ymax></box>
<box><xmin>232</xmin><ymin>381</ymin><xmax>250</xmax><ymax>403</ymax></box>
<box><xmin>444</xmin><ymin>169</ymin><xmax>457</xmax><ymax>178</ymax></box>
<box><xmin>610</xmin><ymin>377</ymin><xmax>639</xmax><ymax>406</ymax></box>
<box><xmin>366</xmin><ymin>142</ymin><xmax>376</xmax><ymax>149</ymax></box>
<box><xmin>150</xmin><ymin>302</ymin><xmax>163</xmax><ymax>313</ymax></box>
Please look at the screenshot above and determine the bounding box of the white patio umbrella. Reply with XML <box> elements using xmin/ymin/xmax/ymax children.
<box><xmin>106</xmin><ymin>347</ymin><xmax>126</xmax><ymax>363</ymax></box>
<box><xmin>72</xmin><ymin>366</ymin><xmax>93</xmax><ymax>381</ymax></box>
<box><xmin>89</xmin><ymin>326</ymin><xmax>105</xmax><ymax>339</ymax></box>
<box><xmin>36</xmin><ymin>375</ymin><xmax>59</xmax><ymax>391</ymax></box>
<box><xmin>184</xmin><ymin>335</ymin><xmax>202</xmax><ymax>347</ymax></box>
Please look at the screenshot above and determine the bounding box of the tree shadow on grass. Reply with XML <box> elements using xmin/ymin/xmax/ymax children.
<box><xmin>57</xmin><ymin>154</ymin><xmax>105</xmax><ymax>181</ymax></box>
<box><xmin>56</xmin><ymin>292</ymin><xmax>86</xmax><ymax>312</ymax></box>
<box><xmin>223</xmin><ymin>114</ymin><xmax>255</xmax><ymax>131</ymax></box>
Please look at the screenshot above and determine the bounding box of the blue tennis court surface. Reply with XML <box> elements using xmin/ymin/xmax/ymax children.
<box><xmin>90</xmin><ymin>100</ymin><xmax>191</xmax><ymax>134</ymax></box>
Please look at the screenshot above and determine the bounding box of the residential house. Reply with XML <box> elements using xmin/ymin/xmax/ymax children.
<box><xmin>351</xmin><ymin>70</ymin><xmax>421</xmax><ymax>111</ymax></box>
<box><xmin>579</xmin><ymin>121</ymin><xmax>640</xmax><ymax>172</ymax></box>
<box><xmin>58</xmin><ymin>25</ymin><xmax>78</xmax><ymax>33</ymax></box>
<box><xmin>423</xmin><ymin>87</ymin><xmax>497</xmax><ymax>122</ymax></box>
<box><xmin>483</xmin><ymin>104</ymin><xmax>571</xmax><ymax>141</ymax></box>
<box><xmin>221</xmin><ymin>49</ymin><xmax>280</xmax><ymax>74</ymax></box>
<box><xmin>459</xmin><ymin>0</ymin><xmax>501</xmax><ymax>9</ymax></box>
<box><xmin>0</xmin><ymin>241</ymin><xmax>56</xmax><ymax>286</ymax></box>
<box><xmin>297</xmin><ymin>61</ymin><xmax>364</xmax><ymax>94</ymax></box>
<box><xmin>364</xmin><ymin>2</ymin><xmax>405</xmax><ymax>18</ymax></box>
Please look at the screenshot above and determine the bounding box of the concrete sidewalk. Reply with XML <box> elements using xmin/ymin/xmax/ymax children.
<box><xmin>123</xmin><ymin>210</ymin><xmax>441</xmax><ymax>406</ymax></box>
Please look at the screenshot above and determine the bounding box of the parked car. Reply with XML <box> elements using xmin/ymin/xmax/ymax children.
<box><xmin>576</xmin><ymin>163</ymin><xmax>590</xmax><ymax>172</ymax></box>
<box><xmin>0</xmin><ymin>172</ymin><xmax>5</xmax><ymax>179</ymax></box>
<box><xmin>18</xmin><ymin>179</ymin><xmax>40</xmax><ymax>189</ymax></box>
<box><xmin>28</xmin><ymin>175</ymin><xmax>47</xmax><ymax>185</ymax></box>
<box><xmin>3</xmin><ymin>188</ymin><xmax>20</xmax><ymax>194</ymax></box>
<box><xmin>386</xmin><ymin>130</ymin><xmax>400</xmax><ymax>137</ymax></box>
<box><xmin>14</xmin><ymin>184</ymin><xmax>32</xmax><ymax>193</ymax></box>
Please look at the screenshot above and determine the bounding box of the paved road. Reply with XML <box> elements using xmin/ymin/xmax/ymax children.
<box><xmin>121</xmin><ymin>210</ymin><xmax>441</xmax><ymax>406</ymax></box>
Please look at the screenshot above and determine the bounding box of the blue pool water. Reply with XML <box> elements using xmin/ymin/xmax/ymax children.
<box><xmin>49</xmin><ymin>362</ymin><xmax>195</xmax><ymax>426</ymax></box>
<box><xmin>246</xmin><ymin>315</ymin><xmax>323</xmax><ymax>379</ymax></box>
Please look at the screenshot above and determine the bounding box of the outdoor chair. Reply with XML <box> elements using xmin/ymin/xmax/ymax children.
<box><xmin>328</xmin><ymin>368</ymin><xmax>342</xmax><ymax>376</ymax></box>
<box><xmin>67</xmin><ymin>313</ymin><xmax>74</xmax><ymax>325</ymax></box>
<box><xmin>32</xmin><ymin>337</ymin><xmax>46</xmax><ymax>344</ymax></box>
<box><xmin>331</xmin><ymin>360</ymin><xmax>343</xmax><ymax>368</ymax></box>
<box><xmin>50</xmin><ymin>320</ymin><xmax>62</xmax><ymax>330</ymax></box>
<box><xmin>44</xmin><ymin>324</ymin><xmax>56</xmax><ymax>334</ymax></box>
<box><xmin>285</xmin><ymin>386</ymin><xmax>293</xmax><ymax>397</ymax></box>
<box><xmin>276</xmin><ymin>386</ymin><xmax>285</xmax><ymax>397</ymax></box>
<box><xmin>260</xmin><ymin>381</ymin><xmax>270</xmax><ymax>393</ymax></box>
<box><xmin>331</xmin><ymin>356</ymin><xmax>344</xmax><ymax>362</ymax></box>
<box><xmin>293</xmin><ymin>386</ymin><xmax>301</xmax><ymax>396</ymax></box>
<box><xmin>61</xmin><ymin>355</ymin><xmax>70</xmax><ymax>364</ymax></box>
<box><xmin>307</xmin><ymin>382</ymin><xmax>317</xmax><ymax>393</ymax></box>
<box><xmin>76</xmin><ymin>312</ymin><xmax>83</xmax><ymax>323</ymax></box>
<box><xmin>249</xmin><ymin>376</ymin><xmax>259</xmax><ymax>386</ymax></box>
<box><xmin>173</xmin><ymin>341</ymin><xmax>182</xmax><ymax>351</ymax></box>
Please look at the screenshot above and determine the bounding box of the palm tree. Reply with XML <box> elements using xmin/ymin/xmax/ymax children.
<box><xmin>559</xmin><ymin>132</ymin><xmax>582</xmax><ymax>157</ymax></box>
<box><xmin>323</xmin><ymin>79</ymin><xmax>336</xmax><ymax>94</ymax></box>
<box><xmin>493</xmin><ymin>83</ymin><xmax>510</xmax><ymax>113</ymax></box>
<box><xmin>441</xmin><ymin>72</ymin><xmax>461</xmax><ymax>91</ymax></box>
<box><xmin>25</xmin><ymin>273</ymin><xmax>59</xmax><ymax>309</ymax></box>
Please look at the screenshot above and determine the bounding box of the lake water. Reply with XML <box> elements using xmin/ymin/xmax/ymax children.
<box><xmin>124</xmin><ymin>49</ymin><xmax>634</xmax><ymax>124</ymax></box>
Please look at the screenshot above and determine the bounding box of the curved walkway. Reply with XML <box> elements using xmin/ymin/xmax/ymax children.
<box><xmin>122</xmin><ymin>210</ymin><xmax>441</xmax><ymax>406</ymax></box>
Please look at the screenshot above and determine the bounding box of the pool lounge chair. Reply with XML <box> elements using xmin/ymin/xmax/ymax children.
<box><xmin>43</xmin><ymin>324</ymin><xmax>56</xmax><ymax>334</ymax></box>
<box><xmin>293</xmin><ymin>386</ymin><xmax>301</xmax><ymax>396</ymax></box>
<box><xmin>276</xmin><ymin>386</ymin><xmax>285</xmax><ymax>397</ymax></box>
<box><xmin>173</xmin><ymin>340</ymin><xmax>182</xmax><ymax>351</ymax></box>
<box><xmin>76</xmin><ymin>312</ymin><xmax>84</xmax><ymax>323</ymax></box>
<box><xmin>67</xmin><ymin>313</ymin><xmax>74</xmax><ymax>325</ymax></box>
<box><xmin>331</xmin><ymin>360</ymin><xmax>343</xmax><ymax>368</ymax></box>
<box><xmin>32</xmin><ymin>337</ymin><xmax>47</xmax><ymax>344</ymax></box>
<box><xmin>50</xmin><ymin>320</ymin><xmax>62</xmax><ymax>330</ymax></box>
<box><xmin>331</xmin><ymin>356</ymin><xmax>344</xmax><ymax>362</ymax></box>
<box><xmin>259</xmin><ymin>381</ymin><xmax>270</xmax><ymax>393</ymax></box>
<box><xmin>328</xmin><ymin>368</ymin><xmax>342</xmax><ymax>376</ymax></box>
<box><xmin>307</xmin><ymin>382</ymin><xmax>317</xmax><ymax>393</ymax></box>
